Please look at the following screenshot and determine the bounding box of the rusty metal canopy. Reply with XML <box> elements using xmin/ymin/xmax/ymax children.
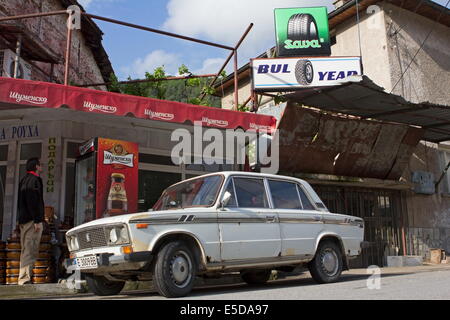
<box><xmin>277</xmin><ymin>102</ymin><xmax>424</xmax><ymax>180</ymax></box>
<box><xmin>284</xmin><ymin>75</ymin><xmax>450</xmax><ymax>143</ymax></box>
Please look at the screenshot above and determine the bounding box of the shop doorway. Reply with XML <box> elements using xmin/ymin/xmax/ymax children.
<box><xmin>312</xmin><ymin>185</ymin><xmax>405</xmax><ymax>268</ymax></box>
<box><xmin>0</xmin><ymin>144</ymin><xmax>7</xmax><ymax>239</ymax></box>
<box><xmin>13</xmin><ymin>141</ymin><xmax>42</xmax><ymax>225</ymax></box>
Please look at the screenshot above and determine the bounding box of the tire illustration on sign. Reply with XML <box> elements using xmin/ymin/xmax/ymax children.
<box><xmin>287</xmin><ymin>13</ymin><xmax>319</xmax><ymax>41</ymax></box>
<box><xmin>295</xmin><ymin>59</ymin><xmax>314</xmax><ymax>85</ymax></box>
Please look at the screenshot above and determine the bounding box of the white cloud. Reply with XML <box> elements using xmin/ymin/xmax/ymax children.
<box><xmin>192</xmin><ymin>58</ymin><xmax>225</xmax><ymax>75</ymax></box>
<box><xmin>121</xmin><ymin>50</ymin><xmax>181</xmax><ymax>78</ymax></box>
<box><xmin>163</xmin><ymin>0</ymin><xmax>334</xmax><ymax>61</ymax></box>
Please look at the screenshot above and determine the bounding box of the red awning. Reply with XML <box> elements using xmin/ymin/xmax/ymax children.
<box><xmin>0</xmin><ymin>77</ymin><xmax>276</xmax><ymax>132</ymax></box>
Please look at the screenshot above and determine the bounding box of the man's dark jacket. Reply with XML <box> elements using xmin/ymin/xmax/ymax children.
<box><xmin>17</xmin><ymin>173</ymin><xmax>44</xmax><ymax>224</ymax></box>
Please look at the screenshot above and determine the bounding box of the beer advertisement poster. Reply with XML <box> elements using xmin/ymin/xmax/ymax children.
<box><xmin>95</xmin><ymin>138</ymin><xmax>139</xmax><ymax>219</ymax></box>
<box><xmin>274</xmin><ymin>7</ymin><xmax>331</xmax><ymax>57</ymax></box>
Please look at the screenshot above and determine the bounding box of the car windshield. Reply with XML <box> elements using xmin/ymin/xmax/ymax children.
<box><xmin>153</xmin><ymin>175</ymin><xmax>223</xmax><ymax>211</ymax></box>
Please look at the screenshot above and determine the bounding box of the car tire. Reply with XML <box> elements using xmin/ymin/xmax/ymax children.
<box><xmin>308</xmin><ymin>240</ymin><xmax>343</xmax><ymax>284</ymax></box>
<box><xmin>295</xmin><ymin>59</ymin><xmax>314</xmax><ymax>85</ymax></box>
<box><xmin>86</xmin><ymin>274</ymin><xmax>125</xmax><ymax>296</ymax></box>
<box><xmin>241</xmin><ymin>269</ymin><xmax>272</xmax><ymax>285</ymax></box>
<box><xmin>287</xmin><ymin>13</ymin><xmax>318</xmax><ymax>41</ymax></box>
<box><xmin>152</xmin><ymin>241</ymin><xmax>197</xmax><ymax>298</ymax></box>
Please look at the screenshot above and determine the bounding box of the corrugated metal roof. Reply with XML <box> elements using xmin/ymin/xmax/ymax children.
<box><xmin>284</xmin><ymin>76</ymin><xmax>450</xmax><ymax>142</ymax></box>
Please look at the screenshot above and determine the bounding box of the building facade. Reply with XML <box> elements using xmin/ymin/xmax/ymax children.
<box><xmin>217</xmin><ymin>0</ymin><xmax>450</xmax><ymax>266</ymax></box>
<box><xmin>0</xmin><ymin>0</ymin><xmax>113</xmax><ymax>88</ymax></box>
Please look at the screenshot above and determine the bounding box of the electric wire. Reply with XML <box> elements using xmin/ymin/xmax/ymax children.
<box><xmin>390</xmin><ymin>0</ymin><xmax>450</xmax><ymax>94</ymax></box>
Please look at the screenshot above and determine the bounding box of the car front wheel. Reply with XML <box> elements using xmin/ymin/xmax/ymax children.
<box><xmin>152</xmin><ymin>241</ymin><xmax>197</xmax><ymax>298</ymax></box>
<box><xmin>308</xmin><ymin>240</ymin><xmax>343</xmax><ymax>284</ymax></box>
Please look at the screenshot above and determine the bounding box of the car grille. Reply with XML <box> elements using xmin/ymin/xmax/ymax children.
<box><xmin>76</xmin><ymin>228</ymin><xmax>108</xmax><ymax>250</ymax></box>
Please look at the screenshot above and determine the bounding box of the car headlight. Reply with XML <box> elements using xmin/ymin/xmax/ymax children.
<box><xmin>107</xmin><ymin>225</ymin><xmax>129</xmax><ymax>245</ymax></box>
<box><xmin>69</xmin><ymin>236</ymin><xmax>79</xmax><ymax>251</ymax></box>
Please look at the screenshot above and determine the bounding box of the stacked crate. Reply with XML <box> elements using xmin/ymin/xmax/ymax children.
<box><xmin>4</xmin><ymin>232</ymin><xmax>54</xmax><ymax>285</ymax></box>
<box><xmin>5</xmin><ymin>236</ymin><xmax>20</xmax><ymax>285</ymax></box>
<box><xmin>0</xmin><ymin>241</ymin><xmax>5</xmax><ymax>285</ymax></box>
<box><xmin>32</xmin><ymin>234</ymin><xmax>52</xmax><ymax>284</ymax></box>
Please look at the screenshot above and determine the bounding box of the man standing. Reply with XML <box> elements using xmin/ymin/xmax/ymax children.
<box><xmin>17</xmin><ymin>158</ymin><xmax>44</xmax><ymax>285</ymax></box>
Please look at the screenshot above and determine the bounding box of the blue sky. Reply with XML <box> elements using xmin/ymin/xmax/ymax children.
<box><xmin>78</xmin><ymin>0</ymin><xmax>449</xmax><ymax>81</ymax></box>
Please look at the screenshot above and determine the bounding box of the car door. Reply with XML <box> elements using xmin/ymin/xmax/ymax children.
<box><xmin>268</xmin><ymin>179</ymin><xmax>324</xmax><ymax>257</ymax></box>
<box><xmin>218</xmin><ymin>176</ymin><xmax>281</xmax><ymax>262</ymax></box>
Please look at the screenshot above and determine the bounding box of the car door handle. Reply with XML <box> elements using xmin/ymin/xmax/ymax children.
<box><xmin>313</xmin><ymin>216</ymin><xmax>322</xmax><ymax>222</ymax></box>
<box><xmin>266</xmin><ymin>215</ymin><xmax>277</xmax><ymax>223</ymax></box>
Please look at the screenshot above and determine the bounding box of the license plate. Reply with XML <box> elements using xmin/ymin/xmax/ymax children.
<box><xmin>75</xmin><ymin>256</ymin><xmax>98</xmax><ymax>270</ymax></box>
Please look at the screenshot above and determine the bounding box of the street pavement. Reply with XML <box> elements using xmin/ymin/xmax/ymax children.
<box><xmin>21</xmin><ymin>264</ymin><xmax>450</xmax><ymax>300</ymax></box>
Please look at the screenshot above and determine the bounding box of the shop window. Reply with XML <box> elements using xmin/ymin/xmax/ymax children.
<box><xmin>138</xmin><ymin>170</ymin><xmax>181</xmax><ymax>212</ymax></box>
<box><xmin>66</xmin><ymin>142</ymin><xmax>81</xmax><ymax>159</ymax></box>
<box><xmin>139</xmin><ymin>153</ymin><xmax>175</xmax><ymax>166</ymax></box>
<box><xmin>186</xmin><ymin>155</ymin><xmax>234</xmax><ymax>172</ymax></box>
<box><xmin>0</xmin><ymin>164</ymin><xmax>6</xmax><ymax>238</ymax></box>
<box><xmin>0</xmin><ymin>145</ymin><xmax>8</xmax><ymax>161</ymax></box>
<box><xmin>64</xmin><ymin>163</ymin><xmax>75</xmax><ymax>226</ymax></box>
<box><xmin>20</xmin><ymin>142</ymin><xmax>42</xmax><ymax>161</ymax></box>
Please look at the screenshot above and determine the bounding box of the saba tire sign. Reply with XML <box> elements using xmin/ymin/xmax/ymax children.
<box><xmin>252</xmin><ymin>57</ymin><xmax>361</xmax><ymax>92</ymax></box>
<box><xmin>275</xmin><ymin>7</ymin><xmax>331</xmax><ymax>57</ymax></box>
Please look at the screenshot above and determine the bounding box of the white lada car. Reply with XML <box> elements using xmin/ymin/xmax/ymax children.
<box><xmin>65</xmin><ymin>172</ymin><xmax>366</xmax><ymax>298</ymax></box>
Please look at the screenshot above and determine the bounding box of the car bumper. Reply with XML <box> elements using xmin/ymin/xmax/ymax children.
<box><xmin>64</xmin><ymin>251</ymin><xmax>153</xmax><ymax>270</ymax></box>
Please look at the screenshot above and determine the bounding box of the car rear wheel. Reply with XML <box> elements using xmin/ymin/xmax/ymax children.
<box><xmin>308</xmin><ymin>240</ymin><xmax>343</xmax><ymax>284</ymax></box>
<box><xmin>152</xmin><ymin>241</ymin><xmax>197</xmax><ymax>298</ymax></box>
<box><xmin>241</xmin><ymin>269</ymin><xmax>272</xmax><ymax>285</ymax></box>
<box><xmin>86</xmin><ymin>274</ymin><xmax>125</xmax><ymax>296</ymax></box>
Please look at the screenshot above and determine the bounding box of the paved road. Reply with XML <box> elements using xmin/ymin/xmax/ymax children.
<box><xmin>35</xmin><ymin>266</ymin><xmax>450</xmax><ymax>300</ymax></box>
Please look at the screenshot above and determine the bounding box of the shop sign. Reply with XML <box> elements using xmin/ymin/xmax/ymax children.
<box><xmin>274</xmin><ymin>7</ymin><xmax>331</xmax><ymax>57</ymax></box>
<box><xmin>47</xmin><ymin>137</ymin><xmax>57</xmax><ymax>193</ymax></box>
<box><xmin>252</xmin><ymin>57</ymin><xmax>361</xmax><ymax>92</ymax></box>
<box><xmin>0</xmin><ymin>125</ymin><xmax>39</xmax><ymax>140</ymax></box>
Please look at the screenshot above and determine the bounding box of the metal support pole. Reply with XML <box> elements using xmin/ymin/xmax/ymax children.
<box><xmin>82</xmin><ymin>13</ymin><xmax>234</xmax><ymax>51</ymax></box>
<box><xmin>64</xmin><ymin>20</ymin><xmax>73</xmax><ymax>86</ymax></box>
<box><xmin>0</xmin><ymin>10</ymin><xmax>67</xmax><ymax>23</ymax></box>
<box><xmin>199</xmin><ymin>23</ymin><xmax>253</xmax><ymax>102</ymax></box>
<box><xmin>13</xmin><ymin>35</ymin><xmax>22</xmax><ymax>78</ymax></box>
<box><xmin>50</xmin><ymin>63</ymin><xmax>54</xmax><ymax>82</ymax></box>
<box><xmin>233</xmin><ymin>49</ymin><xmax>238</xmax><ymax>111</ymax></box>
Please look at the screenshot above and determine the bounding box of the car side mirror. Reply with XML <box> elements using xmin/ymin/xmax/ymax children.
<box><xmin>220</xmin><ymin>191</ymin><xmax>232</xmax><ymax>210</ymax></box>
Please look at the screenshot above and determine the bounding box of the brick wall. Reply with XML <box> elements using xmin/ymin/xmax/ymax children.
<box><xmin>0</xmin><ymin>0</ymin><xmax>106</xmax><ymax>87</ymax></box>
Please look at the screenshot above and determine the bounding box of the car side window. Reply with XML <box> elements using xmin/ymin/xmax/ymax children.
<box><xmin>223</xmin><ymin>179</ymin><xmax>237</xmax><ymax>208</ymax></box>
<box><xmin>268</xmin><ymin>180</ymin><xmax>302</xmax><ymax>209</ymax></box>
<box><xmin>297</xmin><ymin>185</ymin><xmax>315</xmax><ymax>210</ymax></box>
<box><xmin>233</xmin><ymin>177</ymin><xmax>269</xmax><ymax>208</ymax></box>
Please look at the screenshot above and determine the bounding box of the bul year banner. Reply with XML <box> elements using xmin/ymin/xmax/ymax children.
<box><xmin>252</xmin><ymin>57</ymin><xmax>361</xmax><ymax>92</ymax></box>
<box><xmin>275</xmin><ymin>7</ymin><xmax>331</xmax><ymax>57</ymax></box>
<box><xmin>96</xmin><ymin>138</ymin><xmax>139</xmax><ymax>219</ymax></box>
